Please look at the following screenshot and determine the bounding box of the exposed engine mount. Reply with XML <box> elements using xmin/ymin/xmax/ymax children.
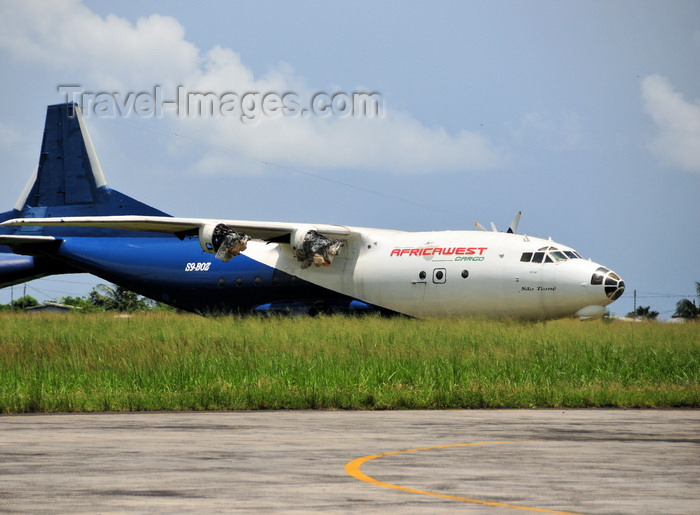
<box><xmin>291</xmin><ymin>228</ymin><xmax>344</xmax><ymax>269</ymax></box>
<box><xmin>198</xmin><ymin>223</ymin><xmax>251</xmax><ymax>262</ymax></box>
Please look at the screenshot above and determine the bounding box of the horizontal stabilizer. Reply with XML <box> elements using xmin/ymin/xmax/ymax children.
<box><xmin>0</xmin><ymin>235</ymin><xmax>58</xmax><ymax>245</ymax></box>
<box><xmin>0</xmin><ymin>234</ymin><xmax>61</xmax><ymax>257</ymax></box>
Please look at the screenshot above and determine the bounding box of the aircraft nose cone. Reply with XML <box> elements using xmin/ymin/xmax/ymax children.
<box><xmin>591</xmin><ymin>266</ymin><xmax>625</xmax><ymax>302</ymax></box>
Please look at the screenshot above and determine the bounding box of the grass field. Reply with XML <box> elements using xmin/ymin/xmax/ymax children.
<box><xmin>0</xmin><ymin>313</ymin><xmax>697</xmax><ymax>413</ymax></box>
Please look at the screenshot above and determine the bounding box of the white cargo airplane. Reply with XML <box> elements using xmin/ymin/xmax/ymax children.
<box><xmin>0</xmin><ymin>104</ymin><xmax>625</xmax><ymax>319</ymax></box>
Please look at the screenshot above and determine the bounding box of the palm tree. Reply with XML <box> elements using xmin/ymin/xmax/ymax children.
<box><xmin>672</xmin><ymin>281</ymin><xmax>699</xmax><ymax>320</ymax></box>
<box><xmin>626</xmin><ymin>306</ymin><xmax>659</xmax><ymax>320</ymax></box>
<box><xmin>89</xmin><ymin>284</ymin><xmax>151</xmax><ymax>312</ymax></box>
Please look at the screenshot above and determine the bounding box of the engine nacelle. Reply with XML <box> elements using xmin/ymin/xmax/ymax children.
<box><xmin>198</xmin><ymin>223</ymin><xmax>250</xmax><ymax>262</ymax></box>
<box><xmin>198</xmin><ymin>223</ymin><xmax>218</xmax><ymax>254</ymax></box>
<box><xmin>291</xmin><ymin>226</ymin><xmax>344</xmax><ymax>269</ymax></box>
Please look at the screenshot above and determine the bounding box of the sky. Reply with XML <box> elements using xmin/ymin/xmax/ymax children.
<box><xmin>0</xmin><ymin>0</ymin><xmax>698</xmax><ymax>318</ymax></box>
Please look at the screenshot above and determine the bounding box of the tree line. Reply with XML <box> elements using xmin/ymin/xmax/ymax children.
<box><xmin>0</xmin><ymin>284</ymin><xmax>174</xmax><ymax>313</ymax></box>
<box><xmin>625</xmin><ymin>281</ymin><xmax>698</xmax><ymax>320</ymax></box>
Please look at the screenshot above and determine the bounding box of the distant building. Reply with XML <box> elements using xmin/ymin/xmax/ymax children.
<box><xmin>25</xmin><ymin>302</ymin><xmax>77</xmax><ymax>314</ymax></box>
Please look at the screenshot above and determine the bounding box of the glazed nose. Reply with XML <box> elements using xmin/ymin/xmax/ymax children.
<box><xmin>591</xmin><ymin>267</ymin><xmax>625</xmax><ymax>301</ymax></box>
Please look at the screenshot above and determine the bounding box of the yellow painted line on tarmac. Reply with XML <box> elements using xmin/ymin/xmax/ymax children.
<box><xmin>345</xmin><ymin>441</ymin><xmax>583</xmax><ymax>514</ymax></box>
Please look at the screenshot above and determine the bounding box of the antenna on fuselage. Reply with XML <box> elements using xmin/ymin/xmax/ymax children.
<box><xmin>507</xmin><ymin>211</ymin><xmax>522</xmax><ymax>234</ymax></box>
<box><xmin>475</xmin><ymin>211</ymin><xmax>522</xmax><ymax>234</ymax></box>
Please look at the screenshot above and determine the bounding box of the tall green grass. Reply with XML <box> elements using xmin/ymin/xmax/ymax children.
<box><xmin>0</xmin><ymin>313</ymin><xmax>697</xmax><ymax>412</ymax></box>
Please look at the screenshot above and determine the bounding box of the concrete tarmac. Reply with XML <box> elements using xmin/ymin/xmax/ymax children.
<box><xmin>0</xmin><ymin>410</ymin><xmax>698</xmax><ymax>513</ymax></box>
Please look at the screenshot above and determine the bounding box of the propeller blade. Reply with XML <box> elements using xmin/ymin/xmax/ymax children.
<box><xmin>507</xmin><ymin>211</ymin><xmax>522</xmax><ymax>234</ymax></box>
<box><xmin>490</xmin><ymin>222</ymin><xmax>498</xmax><ymax>232</ymax></box>
<box><xmin>474</xmin><ymin>222</ymin><xmax>487</xmax><ymax>231</ymax></box>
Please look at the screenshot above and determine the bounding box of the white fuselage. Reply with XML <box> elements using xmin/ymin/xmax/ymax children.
<box><xmin>247</xmin><ymin>228</ymin><xmax>623</xmax><ymax>319</ymax></box>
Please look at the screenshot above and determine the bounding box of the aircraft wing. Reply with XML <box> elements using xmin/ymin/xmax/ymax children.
<box><xmin>0</xmin><ymin>216</ymin><xmax>353</xmax><ymax>241</ymax></box>
<box><xmin>2</xmin><ymin>215</ymin><xmax>355</xmax><ymax>266</ymax></box>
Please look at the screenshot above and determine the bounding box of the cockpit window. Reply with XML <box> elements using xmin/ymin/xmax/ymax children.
<box><xmin>520</xmin><ymin>246</ymin><xmax>583</xmax><ymax>263</ymax></box>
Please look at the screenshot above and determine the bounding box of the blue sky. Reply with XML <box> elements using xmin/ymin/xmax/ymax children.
<box><xmin>0</xmin><ymin>0</ymin><xmax>698</xmax><ymax>317</ymax></box>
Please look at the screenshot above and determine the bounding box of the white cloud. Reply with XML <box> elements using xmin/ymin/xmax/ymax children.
<box><xmin>641</xmin><ymin>74</ymin><xmax>700</xmax><ymax>174</ymax></box>
<box><xmin>0</xmin><ymin>0</ymin><xmax>199</xmax><ymax>90</ymax></box>
<box><xmin>0</xmin><ymin>0</ymin><xmax>503</xmax><ymax>175</ymax></box>
<box><xmin>509</xmin><ymin>111</ymin><xmax>585</xmax><ymax>153</ymax></box>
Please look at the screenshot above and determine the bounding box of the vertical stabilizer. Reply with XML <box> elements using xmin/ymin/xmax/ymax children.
<box><xmin>0</xmin><ymin>103</ymin><xmax>168</xmax><ymax>288</ymax></box>
<box><xmin>21</xmin><ymin>103</ymin><xmax>101</xmax><ymax>207</ymax></box>
<box><xmin>13</xmin><ymin>103</ymin><xmax>168</xmax><ymax>217</ymax></box>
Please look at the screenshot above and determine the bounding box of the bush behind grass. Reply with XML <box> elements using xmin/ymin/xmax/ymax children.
<box><xmin>0</xmin><ymin>313</ymin><xmax>697</xmax><ymax>413</ymax></box>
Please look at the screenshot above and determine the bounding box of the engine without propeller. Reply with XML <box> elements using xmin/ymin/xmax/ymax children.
<box><xmin>198</xmin><ymin>223</ymin><xmax>251</xmax><ymax>262</ymax></box>
<box><xmin>291</xmin><ymin>228</ymin><xmax>344</xmax><ymax>269</ymax></box>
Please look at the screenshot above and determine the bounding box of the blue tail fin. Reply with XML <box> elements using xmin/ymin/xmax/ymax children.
<box><xmin>14</xmin><ymin>102</ymin><xmax>168</xmax><ymax>218</ymax></box>
<box><xmin>0</xmin><ymin>103</ymin><xmax>169</xmax><ymax>288</ymax></box>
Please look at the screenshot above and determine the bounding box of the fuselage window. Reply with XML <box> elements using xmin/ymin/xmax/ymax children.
<box><xmin>461</xmin><ymin>270</ymin><xmax>469</xmax><ymax>278</ymax></box>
